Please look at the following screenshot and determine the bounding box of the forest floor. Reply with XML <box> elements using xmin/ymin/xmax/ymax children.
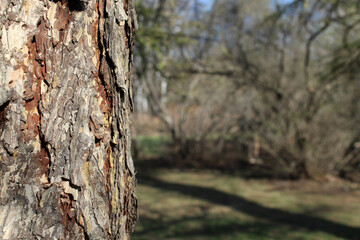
<box><xmin>132</xmin><ymin>169</ymin><xmax>360</xmax><ymax>240</ymax></box>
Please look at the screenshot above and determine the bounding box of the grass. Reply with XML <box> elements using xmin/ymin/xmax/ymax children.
<box><xmin>133</xmin><ymin>170</ymin><xmax>360</xmax><ymax>240</ymax></box>
<box><xmin>134</xmin><ymin>135</ymin><xmax>171</xmax><ymax>157</ymax></box>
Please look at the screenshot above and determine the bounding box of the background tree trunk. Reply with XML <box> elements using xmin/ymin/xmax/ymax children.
<box><xmin>0</xmin><ymin>0</ymin><xmax>137</xmax><ymax>239</ymax></box>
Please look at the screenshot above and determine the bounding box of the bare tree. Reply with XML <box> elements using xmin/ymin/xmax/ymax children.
<box><xmin>134</xmin><ymin>0</ymin><xmax>360</xmax><ymax>178</ymax></box>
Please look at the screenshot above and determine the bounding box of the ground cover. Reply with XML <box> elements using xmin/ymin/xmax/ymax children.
<box><xmin>133</xmin><ymin>170</ymin><xmax>360</xmax><ymax>240</ymax></box>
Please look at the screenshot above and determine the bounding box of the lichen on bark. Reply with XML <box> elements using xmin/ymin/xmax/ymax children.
<box><xmin>0</xmin><ymin>0</ymin><xmax>137</xmax><ymax>239</ymax></box>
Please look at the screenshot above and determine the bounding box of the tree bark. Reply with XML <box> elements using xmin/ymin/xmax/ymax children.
<box><xmin>0</xmin><ymin>0</ymin><xmax>137</xmax><ymax>239</ymax></box>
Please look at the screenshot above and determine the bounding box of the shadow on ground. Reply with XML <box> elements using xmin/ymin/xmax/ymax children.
<box><xmin>137</xmin><ymin>175</ymin><xmax>360</xmax><ymax>240</ymax></box>
<box><xmin>135</xmin><ymin>156</ymin><xmax>292</xmax><ymax>180</ymax></box>
<box><xmin>135</xmin><ymin>214</ymin><xmax>299</xmax><ymax>239</ymax></box>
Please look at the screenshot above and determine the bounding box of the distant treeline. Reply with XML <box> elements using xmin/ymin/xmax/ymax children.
<box><xmin>133</xmin><ymin>0</ymin><xmax>360</xmax><ymax>180</ymax></box>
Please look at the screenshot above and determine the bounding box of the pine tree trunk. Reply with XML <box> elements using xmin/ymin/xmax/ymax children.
<box><xmin>0</xmin><ymin>0</ymin><xmax>137</xmax><ymax>239</ymax></box>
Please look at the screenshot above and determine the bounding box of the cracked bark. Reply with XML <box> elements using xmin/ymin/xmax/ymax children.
<box><xmin>0</xmin><ymin>0</ymin><xmax>137</xmax><ymax>239</ymax></box>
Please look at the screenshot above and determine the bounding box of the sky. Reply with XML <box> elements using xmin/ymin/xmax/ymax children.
<box><xmin>198</xmin><ymin>0</ymin><xmax>214</xmax><ymax>6</ymax></box>
<box><xmin>276</xmin><ymin>0</ymin><xmax>294</xmax><ymax>3</ymax></box>
<box><xmin>198</xmin><ymin>0</ymin><xmax>294</xmax><ymax>9</ymax></box>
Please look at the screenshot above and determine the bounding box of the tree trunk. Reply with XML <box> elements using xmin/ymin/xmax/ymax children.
<box><xmin>0</xmin><ymin>0</ymin><xmax>137</xmax><ymax>239</ymax></box>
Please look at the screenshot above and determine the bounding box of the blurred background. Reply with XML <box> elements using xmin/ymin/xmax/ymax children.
<box><xmin>131</xmin><ymin>0</ymin><xmax>360</xmax><ymax>239</ymax></box>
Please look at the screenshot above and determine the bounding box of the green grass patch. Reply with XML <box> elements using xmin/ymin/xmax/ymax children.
<box><xmin>133</xmin><ymin>170</ymin><xmax>360</xmax><ymax>240</ymax></box>
<box><xmin>134</xmin><ymin>135</ymin><xmax>171</xmax><ymax>157</ymax></box>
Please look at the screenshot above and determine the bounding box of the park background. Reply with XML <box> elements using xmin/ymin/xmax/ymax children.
<box><xmin>131</xmin><ymin>0</ymin><xmax>360</xmax><ymax>239</ymax></box>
